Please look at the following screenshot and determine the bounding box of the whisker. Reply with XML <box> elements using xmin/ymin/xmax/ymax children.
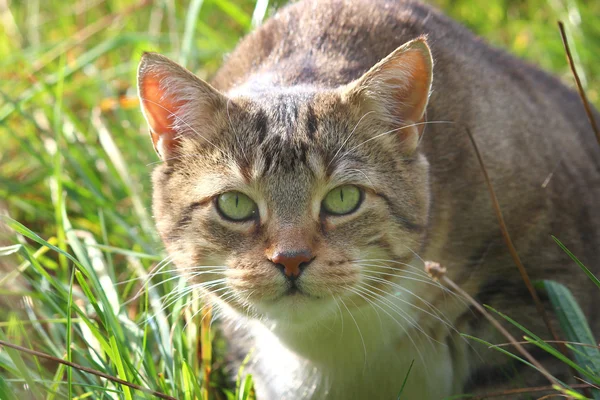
<box><xmin>341</xmin><ymin>120</ymin><xmax>455</xmax><ymax>158</ymax></box>
<box><xmin>329</xmin><ymin>290</ymin><xmax>344</xmax><ymax>336</ymax></box>
<box><xmin>153</xmin><ymin>284</ymin><xmax>230</xmax><ymax>327</ymax></box>
<box><xmin>353</xmin><ymin>284</ymin><xmax>433</xmax><ymax>343</ymax></box>
<box><xmin>140</xmin><ymin>279</ymin><xmax>228</xmax><ymax>326</ymax></box>
<box><xmin>122</xmin><ymin>270</ymin><xmax>226</xmax><ymax>307</ymax></box>
<box><xmin>139</xmin><ymin>97</ymin><xmax>231</xmax><ymax>166</ymax></box>
<box><xmin>327</xmin><ymin>111</ymin><xmax>375</xmax><ymax>169</ymax></box>
<box><xmin>347</xmin><ymin>286</ymin><xmax>427</xmax><ymax>367</ymax></box>
<box><xmin>400</xmin><ymin>245</ymin><xmax>426</xmax><ymax>265</ymax></box>
<box><xmin>359</xmin><ymin>267</ymin><xmax>462</xmax><ymax>303</ymax></box>
<box><xmin>361</xmin><ymin>276</ymin><xmax>456</xmax><ymax>334</ymax></box>
<box><xmin>338</xmin><ymin>296</ymin><xmax>367</xmax><ymax>367</ymax></box>
<box><xmin>359</xmin><ymin>264</ymin><xmax>439</xmax><ymax>283</ymax></box>
<box><xmin>360</xmin><ymin>280</ymin><xmax>456</xmax><ymax>337</ymax></box>
<box><xmin>352</xmin><ymin>258</ymin><xmax>431</xmax><ymax>277</ymax></box>
<box><xmin>116</xmin><ymin>255</ymin><xmax>176</xmax><ymax>286</ymax></box>
<box><xmin>354</xmin><ymin>258</ymin><xmax>472</xmax><ymax>307</ymax></box>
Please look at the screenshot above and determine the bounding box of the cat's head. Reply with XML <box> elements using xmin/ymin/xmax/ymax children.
<box><xmin>138</xmin><ymin>38</ymin><xmax>433</xmax><ymax>327</ymax></box>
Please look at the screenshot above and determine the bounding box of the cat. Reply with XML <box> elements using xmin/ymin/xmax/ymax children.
<box><xmin>136</xmin><ymin>0</ymin><xmax>600</xmax><ymax>398</ymax></box>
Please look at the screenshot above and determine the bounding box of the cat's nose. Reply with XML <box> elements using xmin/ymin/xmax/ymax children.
<box><xmin>269</xmin><ymin>250</ymin><xmax>314</xmax><ymax>280</ymax></box>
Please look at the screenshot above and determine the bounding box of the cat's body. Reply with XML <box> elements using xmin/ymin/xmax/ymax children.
<box><xmin>137</xmin><ymin>0</ymin><xmax>600</xmax><ymax>399</ymax></box>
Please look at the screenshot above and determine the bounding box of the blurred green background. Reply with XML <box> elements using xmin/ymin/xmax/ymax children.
<box><xmin>0</xmin><ymin>0</ymin><xmax>598</xmax><ymax>399</ymax></box>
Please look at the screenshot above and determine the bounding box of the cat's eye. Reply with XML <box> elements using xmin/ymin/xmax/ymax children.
<box><xmin>216</xmin><ymin>191</ymin><xmax>257</xmax><ymax>221</ymax></box>
<box><xmin>322</xmin><ymin>185</ymin><xmax>362</xmax><ymax>216</ymax></box>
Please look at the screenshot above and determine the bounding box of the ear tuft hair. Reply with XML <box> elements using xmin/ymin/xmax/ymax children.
<box><xmin>341</xmin><ymin>37</ymin><xmax>433</xmax><ymax>153</ymax></box>
<box><xmin>137</xmin><ymin>52</ymin><xmax>227</xmax><ymax>159</ymax></box>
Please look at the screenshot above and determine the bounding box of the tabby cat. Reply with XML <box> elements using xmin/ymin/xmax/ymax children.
<box><xmin>137</xmin><ymin>0</ymin><xmax>600</xmax><ymax>398</ymax></box>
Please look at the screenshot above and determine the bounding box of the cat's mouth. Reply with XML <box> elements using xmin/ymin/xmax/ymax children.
<box><xmin>270</xmin><ymin>282</ymin><xmax>322</xmax><ymax>302</ymax></box>
<box><xmin>283</xmin><ymin>284</ymin><xmax>307</xmax><ymax>297</ymax></box>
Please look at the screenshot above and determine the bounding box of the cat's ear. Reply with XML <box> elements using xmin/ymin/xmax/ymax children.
<box><xmin>341</xmin><ymin>37</ymin><xmax>433</xmax><ymax>153</ymax></box>
<box><xmin>137</xmin><ymin>52</ymin><xmax>227</xmax><ymax>160</ymax></box>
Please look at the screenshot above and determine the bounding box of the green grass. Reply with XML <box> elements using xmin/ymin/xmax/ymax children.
<box><xmin>0</xmin><ymin>0</ymin><xmax>599</xmax><ymax>399</ymax></box>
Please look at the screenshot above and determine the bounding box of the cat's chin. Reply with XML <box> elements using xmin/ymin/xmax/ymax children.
<box><xmin>252</xmin><ymin>293</ymin><xmax>337</xmax><ymax>327</ymax></box>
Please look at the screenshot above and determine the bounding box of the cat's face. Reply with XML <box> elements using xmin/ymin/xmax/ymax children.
<box><xmin>139</xmin><ymin>39</ymin><xmax>433</xmax><ymax>327</ymax></box>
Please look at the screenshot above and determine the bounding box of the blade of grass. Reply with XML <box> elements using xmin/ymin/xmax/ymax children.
<box><xmin>67</xmin><ymin>269</ymin><xmax>75</xmax><ymax>399</ymax></box>
<box><xmin>92</xmin><ymin>108</ymin><xmax>157</xmax><ymax>242</ymax></box>
<box><xmin>0</xmin><ymin>374</ymin><xmax>18</xmax><ymax>400</ymax></box>
<box><xmin>201</xmin><ymin>299</ymin><xmax>212</xmax><ymax>400</ymax></box>
<box><xmin>180</xmin><ymin>0</ymin><xmax>205</xmax><ymax>67</ymax></box>
<box><xmin>0</xmin><ymin>34</ymin><xmax>145</xmax><ymax>123</ymax></box>
<box><xmin>87</xmin><ymin>244</ymin><xmax>162</xmax><ymax>261</ymax></box>
<box><xmin>108</xmin><ymin>335</ymin><xmax>133</xmax><ymax>400</ymax></box>
<box><xmin>0</xmin><ymin>331</ymin><xmax>42</xmax><ymax>400</ymax></box>
<box><xmin>396</xmin><ymin>359</ymin><xmax>415</xmax><ymax>399</ymax></box>
<box><xmin>2</xmin><ymin>217</ymin><xmax>88</xmax><ymax>275</ymax></box>
<box><xmin>485</xmin><ymin>305</ymin><xmax>600</xmax><ymax>385</ymax></box>
<box><xmin>31</xmin><ymin>0</ymin><xmax>152</xmax><ymax>73</ymax></box>
<box><xmin>238</xmin><ymin>373</ymin><xmax>255</xmax><ymax>400</ymax></box>
<box><xmin>209</xmin><ymin>0</ymin><xmax>251</xmax><ymax>29</ymax></box>
<box><xmin>541</xmin><ymin>280</ymin><xmax>600</xmax><ymax>381</ymax></box>
<box><xmin>552</xmin><ymin>236</ymin><xmax>600</xmax><ymax>289</ymax></box>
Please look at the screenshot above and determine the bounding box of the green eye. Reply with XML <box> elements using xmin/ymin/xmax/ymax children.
<box><xmin>322</xmin><ymin>185</ymin><xmax>362</xmax><ymax>215</ymax></box>
<box><xmin>216</xmin><ymin>192</ymin><xmax>257</xmax><ymax>221</ymax></box>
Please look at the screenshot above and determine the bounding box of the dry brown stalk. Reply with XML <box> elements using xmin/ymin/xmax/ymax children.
<box><xmin>424</xmin><ymin>261</ymin><xmax>559</xmax><ymax>387</ymax></box>
<box><xmin>557</xmin><ymin>21</ymin><xmax>600</xmax><ymax>147</ymax></box>
<box><xmin>201</xmin><ymin>303</ymin><xmax>213</xmax><ymax>400</ymax></box>
<box><xmin>0</xmin><ymin>339</ymin><xmax>177</xmax><ymax>400</ymax></box>
<box><xmin>464</xmin><ymin>127</ymin><xmax>567</xmax><ymax>355</ymax></box>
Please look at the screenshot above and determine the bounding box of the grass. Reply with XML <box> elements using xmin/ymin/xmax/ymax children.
<box><xmin>0</xmin><ymin>0</ymin><xmax>599</xmax><ymax>399</ymax></box>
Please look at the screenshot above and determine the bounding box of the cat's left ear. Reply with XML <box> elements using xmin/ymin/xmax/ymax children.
<box><xmin>137</xmin><ymin>52</ymin><xmax>227</xmax><ymax>160</ymax></box>
<box><xmin>341</xmin><ymin>37</ymin><xmax>433</xmax><ymax>153</ymax></box>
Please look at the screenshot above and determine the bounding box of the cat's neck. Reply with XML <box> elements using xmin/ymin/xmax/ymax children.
<box><xmin>243</xmin><ymin>289</ymin><xmax>461</xmax><ymax>400</ymax></box>
<box><xmin>256</xmin><ymin>275</ymin><xmax>450</xmax><ymax>365</ymax></box>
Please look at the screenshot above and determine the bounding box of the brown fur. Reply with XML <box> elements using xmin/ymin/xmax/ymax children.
<box><xmin>138</xmin><ymin>0</ymin><xmax>600</xmax><ymax>398</ymax></box>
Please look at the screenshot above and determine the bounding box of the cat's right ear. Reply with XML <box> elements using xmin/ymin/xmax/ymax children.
<box><xmin>137</xmin><ymin>52</ymin><xmax>227</xmax><ymax>160</ymax></box>
<box><xmin>340</xmin><ymin>37</ymin><xmax>433</xmax><ymax>154</ymax></box>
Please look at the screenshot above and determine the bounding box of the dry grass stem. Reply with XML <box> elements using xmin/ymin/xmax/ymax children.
<box><xmin>464</xmin><ymin>128</ymin><xmax>566</xmax><ymax>353</ymax></box>
<box><xmin>0</xmin><ymin>339</ymin><xmax>177</xmax><ymax>400</ymax></box>
<box><xmin>557</xmin><ymin>21</ymin><xmax>600</xmax><ymax>147</ymax></box>
<box><xmin>425</xmin><ymin>261</ymin><xmax>559</xmax><ymax>387</ymax></box>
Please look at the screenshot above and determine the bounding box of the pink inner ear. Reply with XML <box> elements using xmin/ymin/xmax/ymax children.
<box><xmin>140</xmin><ymin>72</ymin><xmax>184</xmax><ymax>150</ymax></box>
<box><xmin>381</xmin><ymin>49</ymin><xmax>431</xmax><ymax>125</ymax></box>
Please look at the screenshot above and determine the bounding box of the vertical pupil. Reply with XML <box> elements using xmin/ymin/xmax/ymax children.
<box><xmin>340</xmin><ymin>189</ymin><xmax>344</xmax><ymax>202</ymax></box>
<box><xmin>235</xmin><ymin>194</ymin><xmax>239</xmax><ymax>208</ymax></box>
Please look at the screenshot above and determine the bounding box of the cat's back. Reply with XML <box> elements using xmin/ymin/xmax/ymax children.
<box><xmin>212</xmin><ymin>0</ymin><xmax>469</xmax><ymax>89</ymax></box>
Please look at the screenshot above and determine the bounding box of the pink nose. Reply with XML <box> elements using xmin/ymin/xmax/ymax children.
<box><xmin>269</xmin><ymin>250</ymin><xmax>314</xmax><ymax>279</ymax></box>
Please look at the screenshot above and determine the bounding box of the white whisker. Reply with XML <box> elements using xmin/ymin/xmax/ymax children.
<box><xmin>338</xmin><ymin>296</ymin><xmax>367</xmax><ymax>368</ymax></box>
<box><xmin>327</xmin><ymin>111</ymin><xmax>375</xmax><ymax>169</ymax></box>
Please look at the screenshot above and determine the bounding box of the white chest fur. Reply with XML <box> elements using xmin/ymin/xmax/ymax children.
<box><xmin>242</xmin><ymin>296</ymin><xmax>465</xmax><ymax>400</ymax></box>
